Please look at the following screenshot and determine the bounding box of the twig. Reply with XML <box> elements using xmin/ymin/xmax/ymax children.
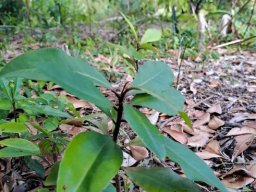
<box><xmin>175</xmin><ymin>45</ymin><xmax>187</xmax><ymax>88</ymax></box>
<box><xmin>211</xmin><ymin>35</ymin><xmax>256</xmax><ymax>49</ymax></box>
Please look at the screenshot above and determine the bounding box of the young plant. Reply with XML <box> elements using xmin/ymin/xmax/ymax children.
<box><xmin>0</xmin><ymin>48</ymin><xmax>228</xmax><ymax>192</ymax></box>
<box><xmin>114</xmin><ymin>12</ymin><xmax>162</xmax><ymax>73</ymax></box>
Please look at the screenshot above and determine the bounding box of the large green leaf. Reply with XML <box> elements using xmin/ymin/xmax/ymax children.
<box><xmin>132</xmin><ymin>61</ymin><xmax>174</xmax><ymax>91</ymax></box>
<box><xmin>0</xmin><ymin>100</ymin><xmax>12</xmax><ymax>110</ymax></box>
<box><xmin>0</xmin><ymin>48</ymin><xmax>113</xmax><ymax>116</ymax></box>
<box><xmin>164</xmin><ymin>137</ymin><xmax>228</xmax><ymax>192</ymax></box>
<box><xmin>0</xmin><ymin>122</ymin><xmax>27</xmax><ymax>133</ymax></box>
<box><xmin>140</xmin><ymin>28</ymin><xmax>162</xmax><ymax>44</ymax></box>
<box><xmin>131</xmin><ymin>89</ymin><xmax>184</xmax><ymax>116</ymax></box>
<box><xmin>0</xmin><ymin>138</ymin><xmax>40</xmax><ymax>157</ymax></box>
<box><xmin>126</xmin><ymin>167</ymin><xmax>202</xmax><ymax>192</ymax></box>
<box><xmin>123</xmin><ymin>104</ymin><xmax>165</xmax><ymax>159</ymax></box>
<box><xmin>131</xmin><ymin>61</ymin><xmax>184</xmax><ymax>115</ymax></box>
<box><xmin>57</xmin><ymin>131</ymin><xmax>122</xmax><ymax>192</ymax></box>
<box><xmin>102</xmin><ymin>183</ymin><xmax>116</xmax><ymax>192</ymax></box>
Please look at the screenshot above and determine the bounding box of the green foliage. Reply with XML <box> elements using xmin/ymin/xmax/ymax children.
<box><xmin>57</xmin><ymin>131</ymin><xmax>122</xmax><ymax>192</ymax></box>
<box><xmin>126</xmin><ymin>167</ymin><xmax>202</xmax><ymax>192</ymax></box>
<box><xmin>164</xmin><ymin>137</ymin><xmax>228</xmax><ymax>192</ymax></box>
<box><xmin>131</xmin><ymin>61</ymin><xmax>185</xmax><ymax>116</ymax></box>
<box><xmin>124</xmin><ymin>104</ymin><xmax>166</xmax><ymax>159</ymax></box>
<box><xmin>0</xmin><ymin>48</ymin><xmax>227</xmax><ymax>192</ymax></box>
<box><xmin>0</xmin><ymin>138</ymin><xmax>40</xmax><ymax>157</ymax></box>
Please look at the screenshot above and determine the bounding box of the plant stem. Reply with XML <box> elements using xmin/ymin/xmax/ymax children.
<box><xmin>112</xmin><ymin>84</ymin><xmax>131</xmax><ymax>192</ymax></box>
<box><xmin>175</xmin><ymin>45</ymin><xmax>187</xmax><ymax>88</ymax></box>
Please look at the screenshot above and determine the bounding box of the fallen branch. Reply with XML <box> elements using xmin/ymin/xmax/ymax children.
<box><xmin>211</xmin><ymin>35</ymin><xmax>256</xmax><ymax>49</ymax></box>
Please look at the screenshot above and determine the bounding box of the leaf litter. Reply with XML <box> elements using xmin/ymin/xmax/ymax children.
<box><xmin>0</xmin><ymin>33</ymin><xmax>256</xmax><ymax>191</ymax></box>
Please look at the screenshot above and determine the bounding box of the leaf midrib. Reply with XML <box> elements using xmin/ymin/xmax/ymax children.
<box><xmin>74</xmin><ymin>139</ymin><xmax>110</xmax><ymax>192</ymax></box>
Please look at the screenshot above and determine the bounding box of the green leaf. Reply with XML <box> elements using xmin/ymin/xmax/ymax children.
<box><xmin>102</xmin><ymin>183</ymin><xmax>116</xmax><ymax>192</ymax></box>
<box><xmin>17</xmin><ymin>100</ymin><xmax>71</xmax><ymax>118</ymax></box>
<box><xmin>179</xmin><ymin>111</ymin><xmax>192</xmax><ymax>128</ymax></box>
<box><xmin>57</xmin><ymin>131</ymin><xmax>122</xmax><ymax>192</ymax></box>
<box><xmin>0</xmin><ymin>147</ymin><xmax>38</xmax><ymax>157</ymax></box>
<box><xmin>132</xmin><ymin>90</ymin><xmax>184</xmax><ymax>116</ymax></box>
<box><xmin>139</xmin><ymin>43</ymin><xmax>157</xmax><ymax>51</ymax></box>
<box><xmin>164</xmin><ymin>137</ymin><xmax>228</xmax><ymax>192</ymax></box>
<box><xmin>123</xmin><ymin>104</ymin><xmax>165</xmax><ymax>159</ymax></box>
<box><xmin>120</xmin><ymin>12</ymin><xmax>138</xmax><ymax>42</ymax></box>
<box><xmin>0</xmin><ymin>122</ymin><xmax>27</xmax><ymax>133</ymax></box>
<box><xmin>132</xmin><ymin>61</ymin><xmax>174</xmax><ymax>91</ymax></box>
<box><xmin>24</xmin><ymin>156</ymin><xmax>45</xmax><ymax>177</ymax></box>
<box><xmin>140</xmin><ymin>29</ymin><xmax>162</xmax><ymax>44</ymax></box>
<box><xmin>131</xmin><ymin>61</ymin><xmax>184</xmax><ymax>115</ymax></box>
<box><xmin>0</xmin><ymin>78</ymin><xmax>12</xmax><ymax>99</ymax></box>
<box><xmin>45</xmin><ymin>162</ymin><xmax>60</xmax><ymax>186</ymax></box>
<box><xmin>0</xmin><ymin>48</ymin><xmax>113</xmax><ymax>116</ymax></box>
<box><xmin>0</xmin><ymin>138</ymin><xmax>40</xmax><ymax>157</ymax></box>
<box><xmin>0</xmin><ymin>100</ymin><xmax>12</xmax><ymax>110</ymax></box>
<box><xmin>126</xmin><ymin>167</ymin><xmax>202</xmax><ymax>192</ymax></box>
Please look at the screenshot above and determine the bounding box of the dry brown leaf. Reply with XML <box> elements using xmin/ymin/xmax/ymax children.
<box><xmin>223</xmin><ymin>176</ymin><xmax>254</xmax><ymax>189</ymax></box>
<box><xmin>148</xmin><ymin>111</ymin><xmax>160</xmax><ymax>125</ymax></box>
<box><xmin>59</xmin><ymin>124</ymin><xmax>83</xmax><ymax>136</ymax></box>
<box><xmin>195</xmin><ymin>151</ymin><xmax>221</xmax><ymax>159</ymax></box>
<box><xmin>196</xmin><ymin>126</ymin><xmax>216</xmax><ymax>134</ymax></box>
<box><xmin>230</xmin><ymin>113</ymin><xmax>256</xmax><ymax>123</ymax></box>
<box><xmin>122</xmin><ymin>151</ymin><xmax>137</xmax><ymax>167</ymax></box>
<box><xmin>243</xmin><ymin>121</ymin><xmax>256</xmax><ymax>129</ymax></box>
<box><xmin>187</xmin><ymin>132</ymin><xmax>210</xmax><ymax>147</ymax></box>
<box><xmin>65</xmin><ymin>119</ymin><xmax>83</xmax><ymax>127</ymax></box>
<box><xmin>208</xmin><ymin>116</ymin><xmax>225</xmax><ymax>130</ymax></box>
<box><xmin>163</xmin><ymin>128</ymin><xmax>188</xmax><ymax>144</ymax></box>
<box><xmin>247</xmin><ymin>85</ymin><xmax>256</xmax><ymax>93</ymax></box>
<box><xmin>189</xmin><ymin>82</ymin><xmax>197</xmax><ymax>94</ymax></box>
<box><xmin>193</xmin><ymin>112</ymin><xmax>211</xmax><ymax>128</ymax></box>
<box><xmin>247</xmin><ymin>163</ymin><xmax>256</xmax><ymax>178</ymax></box>
<box><xmin>181</xmin><ymin>123</ymin><xmax>195</xmax><ymax>135</ymax></box>
<box><xmin>226</xmin><ymin>127</ymin><xmax>256</xmax><ymax>136</ymax></box>
<box><xmin>205</xmin><ymin>140</ymin><xmax>221</xmax><ymax>155</ymax></box>
<box><xmin>67</xmin><ymin>96</ymin><xmax>91</xmax><ymax>108</ymax></box>
<box><xmin>232</xmin><ymin>134</ymin><xmax>255</xmax><ymax>161</ymax></box>
<box><xmin>130</xmin><ymin>145</ymin><xmax>149</xmax><ymax>161</ymax></box>
<box><xmin>207</xmin><ymin>104</ymin><xmax>222</xmax><ymax>114</ymax></box>
<box><xmin>208</xmin><ymin>80</ymin><xmax>221</xmax><ymax>88</ymax></box>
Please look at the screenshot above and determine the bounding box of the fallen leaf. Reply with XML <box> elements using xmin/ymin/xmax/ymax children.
<box><xmin>59</xmin><ymin>124</ymin><xmax>83</xmax><ymax>136</ymax></box>
<box><xmin>208</xmin><ymin>116</ymin><xmax>225</xmax><ymax>130</ymax></box>
<box><xmin>189</xmin><ymin>82</ymin><xmax>197</xmax><ymax>94</ymax></box>
<box><xmin>223</xmin><ymin>177</ymin><xmax>254</xmax><ymax>189</ymax></box>
<box><xmin>207</xmin><ymin>104</ymin><xmax>222</xmax><ymax>114</ymax></box>
<box><xmin>148</xmin><ymin>111</ymin><xmax>160</xmax><ymax>125</ymax></box>
<box><xmin>243</xmin><ymin>121</ymin><xmax>256</xmax><ymax>129</ymax></box>
<box><xmin>67</xmin><ymin>96</ymin><xmax>91</xmax><ymax>108</ymax></box>
<box><xmin>187</xmin><ymin>131</ymin><xmax>210</xmax><ymax>147</ymax></box>
<box><xmin>130</xmin><ymin>145</ymin><xmax>149</xmax><ymax>161</ymax></box>
<box><xmin>163</xmin><ymin>128</ymin><xmax>188</xmax><ymax>144</ymax></box>
<box><xmin>229</xmin><ymin>113</ymin><xmax>256</xmax><ymax>124</ymax></box>
<box><xmin>205</xmin><ymin>140</ymin><xmax>221</xmax><ymax>155</ymax></box>
<box><xmin>196</xmin><ymin>126</ymin><xmax>216</xmax><ymax>134</ymax></box>
<box><xmin>232</xmin><ymin>134</ymin><xmax>255</xmax><ymax>161</ymax></box>
<box><xmin>122</xmin><ymin>151</ymin><xmax>137</xmax><ymax>167</ymax></box>
<box><xmin>247</xmin><ymin>163</ymin><xmax>256</xmax><ymax>178</ymax></box>
<box><xmin>247</xmin><ymin>85</ymin><xmax>256</xmax><ymax>93</ymax></box>
<box><xmin>193</xmin><ymin>112</ymin><xmax>210</xmax><ymax>128</ymax></box>
<box><xmin>226</xmin><ymin>127</ymin><xmax>256</xmax><ymax>136</ymax></box>
<box><xmin>209</xmin><ymin>80</ymin><xmax>221</xmax><ymax>88</ymax></box>
<box><xmin>196</xmin><ymin>151</ymin><xmax>221</xmax><ymax>159</ymax></box>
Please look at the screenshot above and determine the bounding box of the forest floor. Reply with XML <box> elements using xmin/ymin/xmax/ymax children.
<box><xmin>0</xmin><ymin>30</ymin><xmax>256</xmax><ymax>192</ymax></box>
